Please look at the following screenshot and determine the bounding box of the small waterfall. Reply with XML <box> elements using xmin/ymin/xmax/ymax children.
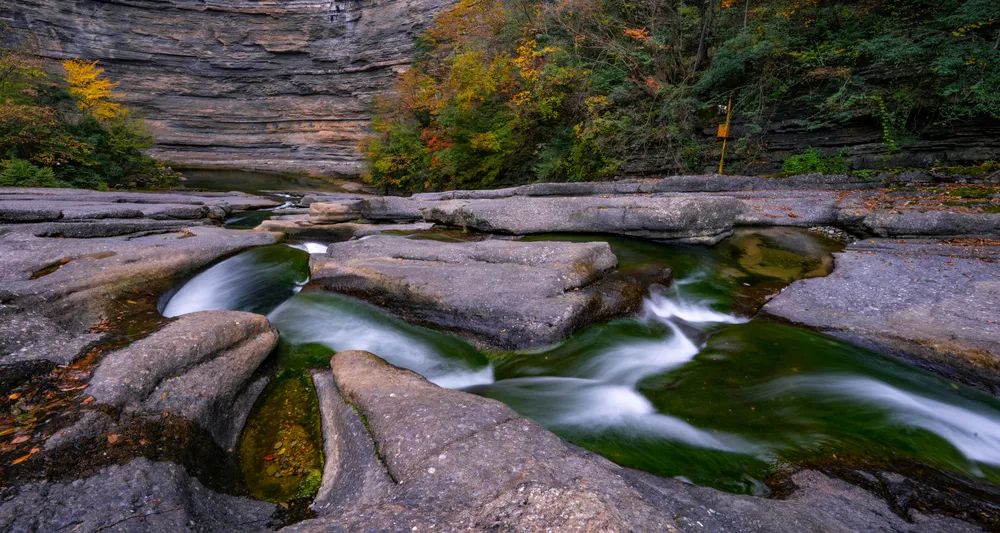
<box><xmin>289</xmin><ymin>242</ymin><xmax>329</xmax><ymax>254</ymax></box>
<box><xmin>268</xmin><ymin>293</ymin><xmax>493</xmax><ymax>389</ymax></box>
<box><xmin>161</xmin><ymin>245</ymin><xmax>309</xmax><ymax>317</ymax></box>
<box><xmin>485</xmin><ymin>283</ymin><xmax>754</xmax><ymax>452</ymax></box>
<box><xmin>759</xmin><ymin>376</ymin><xmax>1000</xmax><ymax>468</ymax></box>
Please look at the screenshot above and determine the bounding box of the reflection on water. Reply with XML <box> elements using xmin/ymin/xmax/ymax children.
<box><xmin>161</xmin><ymin>228</ymin><xmax>1000</xmax><ymax>496</ymax></box>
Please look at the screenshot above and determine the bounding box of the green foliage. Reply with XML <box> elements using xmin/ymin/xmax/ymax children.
<box><xmin>0</xmin><ymin>158</ymin><xmax>66</xmax><ymax>187</ymax></box>
<box><xmin>365</xmin><ymin>0</ymin><xmax>1000</xmax><ymax>191</ymax></box>
<box><xmin>0</xmin><ymin>49</ymin><xmax>179</xmax><ymax>189</ymax></box>
<box><xmin>782</xmin><ymin>149</ymin><xmax>848</xmax><ymax>175</ymax></box>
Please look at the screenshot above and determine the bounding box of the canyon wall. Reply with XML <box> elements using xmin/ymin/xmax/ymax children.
<box><xmin>0</xmin><ymin>0</ymin><xmax>453</xmax><ymax>176</ymax></box>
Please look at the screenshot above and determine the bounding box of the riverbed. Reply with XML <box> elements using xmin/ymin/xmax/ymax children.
<box><xmin>159</xmin><ymin>227</ymin><xmax>1000</xmax><ymax>501</ymax></box>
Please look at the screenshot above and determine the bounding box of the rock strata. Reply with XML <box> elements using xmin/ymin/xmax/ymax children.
<box><xmin>0</xmin><ymin>0</ymin><xmax>454</xmax><ymax>175</ymax></box>
<box><xmin>764</xmin><ymin>239</ymin><xmax>1000</xmax><ymax>395</ymax></box>
<box><xmin>309</xmin><ymin>236</ymin><xmax>668</xmax><ymax>348</ymax></box>
<box><xmin>290</xmin><ymin>351</ymin><xmax>980</xmax><ymax>531</ymax></box>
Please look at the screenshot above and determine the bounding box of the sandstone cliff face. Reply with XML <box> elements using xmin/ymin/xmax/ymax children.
<box><xmin>1</xmin><ymin>0</ymin><xmax>453</xmax><ymax>175</ymax></box>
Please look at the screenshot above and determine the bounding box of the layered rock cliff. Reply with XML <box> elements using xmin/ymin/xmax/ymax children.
<box><xmin>0</xmin><ymin>0</ymin><xmax>453</xmax><ymax>175</ymax></box>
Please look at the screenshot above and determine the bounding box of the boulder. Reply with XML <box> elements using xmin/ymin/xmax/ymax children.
<box><xmin>763</xmin><ymin>239</ymin><xmax>1000</xmax><ymax>395</ymax></box>
<box><xmin>0</xmin><ymin>457</ymin><xmax>274</xmax><ymax>533</ymax></box>
<box><xmin>310</xmin><ymin>235</ymin><xmax>668</xmax><ymax>349</ymax></box>
<box><xmin>289</xmin><ymin>351</ymin><xmax>980</xmax><ymax>531</ymax></box>
<box><xmin>86</xmin><ymin>311</ymin><xmax>278</xmax><ymax>449</ymax></box>
<box><xmin>421</xmin><ymin>195</ymin><xmax>746</xmax><ymax>243</ymax></box>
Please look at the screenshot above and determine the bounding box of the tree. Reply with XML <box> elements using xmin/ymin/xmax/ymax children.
<box><xmin>62</xmin><ymin>59</ymin><xmax>124</xmax><ymax>120</ymax></box>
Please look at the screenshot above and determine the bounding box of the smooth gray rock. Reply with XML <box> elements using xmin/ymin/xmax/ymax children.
<box><xmin>0</xmin><ymin>457</ymin><xmax>274</xmax><ymax>533</ymax></box>
<box><xmin>764</xmin><ymin>239</ymin><xmax>1000</xmax><ymax>395</ymax></box>
<box><xmin>853</xmin><ymin>211</ymin><xmax>1000</xmax><ymax>238</ymax></box>
<box><xmin>421</xmin><ymin>195</ymin><xmax>746</xmax><ymax>243</ymax></box>
<box><xmin>287</xmin><ymin>351</ymin><xmax>979</xmax><ymax>532</ymax></box>
<box><xmin>0</xmin><ymin>225</ymin><xmax>278</xmax><ymax>368</ymax></box>
<box><xmin>309</xmin><ymin>370</ymin><xmax>393</xmax><ymax>516</ymax></box>
<box><xmin>308</xmin><ymin>196</ymin><xmax>436</xmax><ymax>222</ymax></box>
<box><xmin>86</xmin><ymin>311</ymin><xmax>279</xmax><ymax>449</ymax></box>
<box><xmin>310</xmin><ymin>235</ymin><xmax>666</xmax><ymax>349</ymax></box>
<box><xmin>256</xmin><ymin>215</ymin><xmax>434</xmax><ymax>240</ymax></box>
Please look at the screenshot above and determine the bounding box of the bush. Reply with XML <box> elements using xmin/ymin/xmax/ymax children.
<box><xmin>0</xmin><ymin>50</ymin><xmax>179</xmax><ymax>190</ymax></box>
<box><xmin>782</xmin><ymin>149</ymin><xmax>848</xmax><ymax>175</ymax></box>
<box><xmin>0</xmin><ymin>158</ymin><xmax>67</xmax><ymax>187</ymax></box>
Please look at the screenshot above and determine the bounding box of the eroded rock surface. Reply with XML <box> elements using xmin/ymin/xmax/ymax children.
<box><xmin>0</xmin><ymin>189</ymin><xmax>279</xmax><ymax>372</ymax></box>
<box><xmin>257</xmin><ymin>214</ymin><xmax>434</xmax><ymax>240</ymax></box>
<box><xmin>309</xmin><ymin>236</ymin><xmax>669</xmax><ymax>348</ymax></box>
<box><xmin>0</xmin><ymin>457</ymin><xmax>274</xmax><ymax>533</ymax></box>
<box><xmin>764</xmin><ymin>239</ymin><xmax>1000</xmax><ymax>395</ymax></box>
<box><xmin>291</xmin><ymin>351</ymin><xmax>980</xmax><ymax>532</ymax></box>
<box><xmin>85</xmin><ymin>311</ymin><xmax>278</xmax><ymax>449</ymax></box>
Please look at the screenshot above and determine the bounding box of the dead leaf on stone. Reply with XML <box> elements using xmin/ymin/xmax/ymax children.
<box><xmin>107</xmin><ymin>433</ymin><xmax>121</xmax><ymax>445</ymax></box>
<box><xmin>10</xmin><ymin>435</ymin><xmax>30</xmax><ymax>445</ymax></box>
<box><xmin>10</xmin><ymin>453</ymin><xmax>32</xmax><ymax>465</ymax></box>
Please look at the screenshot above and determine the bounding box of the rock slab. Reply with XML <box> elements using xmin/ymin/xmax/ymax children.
<box><xmin>764</xmin><ymin>239</ymin><xmax>1000</xmax><ymax>395</ymax></box>
<box><xmin>310</xmin><ymin>235</ymin><xmax>667</xmax><ymax>349</ymax></box>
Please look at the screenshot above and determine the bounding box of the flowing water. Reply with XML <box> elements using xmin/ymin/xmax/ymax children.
<box><xmin>160</xmin><ymin>228</ymin><xmax>1000</xmax><ymax>500</ymax></box>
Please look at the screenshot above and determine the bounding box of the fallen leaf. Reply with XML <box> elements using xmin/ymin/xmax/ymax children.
<box><xmin>11</xmin><ymin>435</ymin><xmax>30</xmax><ymax>445</ymax></box>
<box><xmin>107</xmin><ymin>433</ymin><xmax>121</xmax><ymax>445</ymax></box>
<box><xmin>81</xmin><ymin>396</ymin><xmax>95</xmax><ymax>405</ymax></box>
<box><xmin>10</xmin><ymin>453</ymin><xmax>32</xmax><ymax>465</ymax></box>
<box><xmin>263</xmin><ymin>454</ymin><xmax>275</xmax><ymax>462</ymax></box>
<box><xmin>7</xmin><ymin>393</ymin><xmax>20</xmax><ymax>401</ymax></box>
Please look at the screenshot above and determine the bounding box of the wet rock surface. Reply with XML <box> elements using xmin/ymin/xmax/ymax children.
<box><xmin>764</xmin><ymin>238</ymin><xmax>1000</xmax><ymax>395</ymax></box>
<box><xmin>309</xmin><ymin>235</ymin><xmax>669</xmax><ymax>349</ymax></box>
<box><xmin>290</xmin><ymin>351</ymin><xmax>981</xmax><ymax>532</ymax></box>
<box><xmin>0</xmin><ymin>457</ymin><xmax>274</xmax><ymax>533</ymax></box>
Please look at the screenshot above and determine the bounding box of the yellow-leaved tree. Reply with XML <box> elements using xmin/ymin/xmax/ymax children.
<box><xmin>62</xmin><ymin>59</ymin><xmax>123</xmax><ymax>120</ymax></box>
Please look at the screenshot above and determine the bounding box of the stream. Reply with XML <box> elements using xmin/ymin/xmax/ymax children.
<box><xmin>160</xmin><ymin>227</ymin><xmax>1000</xmax><ymax>501</ymax></box>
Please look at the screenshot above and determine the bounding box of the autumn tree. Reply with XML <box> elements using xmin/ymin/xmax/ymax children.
<box><xmin>63</xmin><ymin>59</ymin><xmax>124</xmax><ymax>120</ymax></box>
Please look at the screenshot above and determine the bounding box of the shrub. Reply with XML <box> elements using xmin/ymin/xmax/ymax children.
<box><xmin>0</xmin><ymin>50</ymin><xmax>179</xmax><ymax>190</ymax></box>
<box><xmin>0</xmin><ymin>158</ymin><xmax>67</xmax><ymax>187</ymax></box>
<box><xmin>782</xmin><ymin>149</ymin><xmax>848</xmax><ymax>175</ymax></box>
